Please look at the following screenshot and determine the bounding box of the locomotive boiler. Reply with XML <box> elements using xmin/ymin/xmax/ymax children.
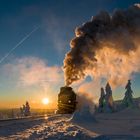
<box><xmin>57</xmin><ymin>86</ymin><xmax>77</xmax><ymax>114</ymax></box>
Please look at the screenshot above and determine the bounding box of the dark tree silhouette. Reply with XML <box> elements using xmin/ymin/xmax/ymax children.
<box><xmin>20</xmin><ymin>101</ymin><xmax>31</xmax><ymax>117</ymax></box>
<box><xmin>24</xmin><ymin>101</ymin><xmax>31</xmax><ymax>116</ymax></box>
<box><xmin>122</xmin><ymin>80</ymin><xmax>134</xmax><ymax>107</ymax></box>
<box><xmin>98</xmin><ymin>87</ymin><xmax>106</xmax><ymax>112</ymax></box>
<box><xmin>105</xmin><ymin>82</ymin><xmax>114</xmax><ymax>112</ymax></box>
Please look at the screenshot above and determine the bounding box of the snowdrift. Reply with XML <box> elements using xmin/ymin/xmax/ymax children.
<box><xmin>70</xmin><ymin>105</ymin><xmax>96</xmax><ymax>123</ymax></box>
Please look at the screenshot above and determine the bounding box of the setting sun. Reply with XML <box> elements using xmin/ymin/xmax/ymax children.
<box><xmin>42</xmin><ymin>98</ymin><xmax>49</xmax><ymax>105</ymax></box>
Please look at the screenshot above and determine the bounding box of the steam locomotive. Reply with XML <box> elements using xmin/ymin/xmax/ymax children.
<box><xmin>57</xmin><ymin>86</ymin><xmax>77</xmax><ymax>114</ymax></box>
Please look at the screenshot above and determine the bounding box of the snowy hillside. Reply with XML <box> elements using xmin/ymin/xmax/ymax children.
<box><xmin>115</xmin><ymin>97</ymin><xmax>140</xmax><ymax>106</ymax></box>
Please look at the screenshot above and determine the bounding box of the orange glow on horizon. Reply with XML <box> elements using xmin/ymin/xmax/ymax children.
<box><xmin>0</xmin><ymin>96</ymin><xmax>57</xmax><ymax>109</ymax></box>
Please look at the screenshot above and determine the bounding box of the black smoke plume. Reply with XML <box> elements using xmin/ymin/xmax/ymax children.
<box><xmin>63</xmin><ymin>4</ymin><xmax>140</xmax><ymax>86</ymax></box>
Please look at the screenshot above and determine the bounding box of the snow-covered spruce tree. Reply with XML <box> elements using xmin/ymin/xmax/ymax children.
<box><xmin>24</xmin><ymin>101</ymin><xmax>31</xmax><ymax>116</ymax></box>
<box><xmin>105</xmin><ymin>83</ymin><xmax>114</xmax><ymax>112</ymax></box>
<box><xmin>122</xmin><ymin>80</ymin><xmax>134</xmax><ymax>107</ymax></box>
<box><xmin>98</xmin><ymin>87</ymin><xmax>106</xmax><ymax>112</ymax></box>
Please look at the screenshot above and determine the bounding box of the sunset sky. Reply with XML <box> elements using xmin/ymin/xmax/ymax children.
<box><xmin>0</xmin><ymin>0</ymin><xmax>140</xmax><ymax>109</ymax></box>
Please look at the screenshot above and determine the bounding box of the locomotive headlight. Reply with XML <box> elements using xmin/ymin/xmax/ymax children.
<box><xmin>68</xmin><ymin>100</ymin><xmax>71</xmax><ymax>103</ymax></box>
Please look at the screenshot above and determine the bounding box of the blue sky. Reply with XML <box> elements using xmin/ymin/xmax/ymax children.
<box><xmin>0</xmin><ymin>0</ymin><xmax>140</xmax><ymax>108</ymax></box>
<box><xmin>0</xmin><ymin>0</ymin><xmax>139</xmax><ymax>63</ymax></box>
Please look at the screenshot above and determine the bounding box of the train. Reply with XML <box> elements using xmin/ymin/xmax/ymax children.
<box><xmin>57</xmin><ymin>86</ymin><xmax>77</xmax><ymax>114</ymax></box>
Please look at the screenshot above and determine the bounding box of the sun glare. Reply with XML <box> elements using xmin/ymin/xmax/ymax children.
<box><xmin>42</xmin><ymin>98</ymin><xmax>49</xmax><ymax>105</ymax></box>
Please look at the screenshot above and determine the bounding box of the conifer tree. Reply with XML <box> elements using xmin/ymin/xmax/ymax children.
<box><xmin>105</xmin><ymin>82</ymin><xmax>114</xmax><ymax>112</ymax></box>
<box><xmin>24</xmin><ymin>101</ymin><xmax>31</xmax><ymax>116</ymax></box>
<box><xmin>122</xmin><ymin>80</ymin><xmax>134</xmax><ymax>107</ymax></box>
<box><xmin>98</xmin><ymin>87</ymin><xmax>105</xmax><ymax>112</ymax></box>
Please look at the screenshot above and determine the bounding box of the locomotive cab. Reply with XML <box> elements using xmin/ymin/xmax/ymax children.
<box><xmin>57</xmin><ymin>86</ymin><xmax>77</xmax><ymax>114</ymax></box>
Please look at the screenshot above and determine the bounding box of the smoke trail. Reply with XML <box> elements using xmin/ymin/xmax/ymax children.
<box><xmin>0</xmin><ymin>26</ymin><xmax>40</xmax><ymax>64</ymax></box>
<box><xmin>64</xmin><ymin>4</ymin><xmax>140</xmax><ymax>87</ymax></box>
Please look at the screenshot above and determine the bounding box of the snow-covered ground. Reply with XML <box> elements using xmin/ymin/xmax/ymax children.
<box><xmin>0</xmin><ymin>115</ymin><xmax>104</xmax><ymax>140</ymax></box>
<box><xmin>0</xmin><ymin>108</ymin><xmax>140</xmax><ymax>140</ymax></box>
